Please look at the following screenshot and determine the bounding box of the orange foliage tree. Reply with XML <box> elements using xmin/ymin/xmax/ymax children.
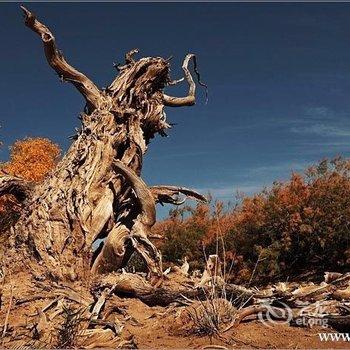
<box><xmin>2</xmin><ymin>137</ymin><xmax>61</xmax><ymax>181</ymax></box>
<box><xmin>0</xmin><ymin>137</ymin><xmax>61</xmax><ymax>229</ymax></box>
<box><xmin>155</xmin><ymin>157</ymin><xmax>350</xmax><ymax>283</ymax></box>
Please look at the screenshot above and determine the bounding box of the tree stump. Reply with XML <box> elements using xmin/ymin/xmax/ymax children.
<box><xmin>1</xmin><ymin>6</ymin><xmax>206</xmax><ymax>284</ymax></box>
<box><xmin>0</xmin><ymin>7</ymin><xmax>207</xmax><ymax>347</ymax></box>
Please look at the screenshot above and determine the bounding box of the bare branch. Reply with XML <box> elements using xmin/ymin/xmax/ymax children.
<box><xmin>21</xmin><ymin>6</ymin><xmax>102</xmax><ymax>110</ymax></box>
<box><xmin>150</xmin><ymin>185</ymin><xmax>207</xmax><ymax>205</ymax></box>
<box><xmin>125</xmin><ymin>48</ymin><xmax>139</xmax><ymax>65</ymax></box>
<box><xmin>115</xmin><ymin>48</ymin><xmax>140</xmax><ymax>71</ymax></box>
<box><xmin>163</xmin><ymin>54</ymin><xmax>196</xmax><ymax>107</ymax></box>
<box><xmin>168</xmin><ymin>77</ymin><xmax>184</xmax><ymax>86</ymax></box>
<box><xmin>113</xmin><ymin>161</ymin><xmax>156</xmax><ymax>227</ymax></box>
<box><xmin>0</xmin><ymin>175</ymin><xmax>33</xmax><ymax>202</ymax></box>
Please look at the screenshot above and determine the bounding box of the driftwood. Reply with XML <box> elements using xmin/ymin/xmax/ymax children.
<box><xmin>198</xmin><ymin>254</ymin><xmax>223</xmax><ymax>287</ymax></box>
<box><xmin>92</xmin><ymin>270</ymin><xmax>350</xmax><ymax>337</ymax></box>
<box><xmin>94</xmin><ymin>270</ymin><xmax>350</xmax><ymax>305</ymax></box>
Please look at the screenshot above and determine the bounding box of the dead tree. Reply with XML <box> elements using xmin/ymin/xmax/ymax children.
<box><xmin>2</xmin><ymin>7</ymin><xmax>206</xmax><ymax>283</ymax></box>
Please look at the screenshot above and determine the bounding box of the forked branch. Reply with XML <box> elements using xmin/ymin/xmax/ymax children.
<box><xmin>21</xmin><ymin>6</ymin><xmax>101</xmax><ymax>110</ymax></box>
<box><xmin>150</xmin><ymin>185</ymin><xmax>207</xmax><ymax>205</ymax></box>
<box><xmin>163</xmin><ymin>54</ymin><xmax>197</xmax><ymax>107</ymax></box>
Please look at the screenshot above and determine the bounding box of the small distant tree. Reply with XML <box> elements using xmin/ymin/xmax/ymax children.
<box><xmin>0</xmin><ymin>137</ymin><xmax>61</xmax><ymax>231</ymax></box>
<box><xmin>3</xmin><ymin>137</ymin><xmax>61</xmax><ymax>181</ymax></box>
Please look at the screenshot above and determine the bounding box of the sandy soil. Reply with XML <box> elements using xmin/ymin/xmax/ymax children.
<box><xmin>120</xmin><ymin>298</ymin><xmax>350</xmax><ymax>349</ymax></box>
<box><xmin>2</xmin><ymin>271</ymin><xmax>349</xmax><ymax>349</ymax></box>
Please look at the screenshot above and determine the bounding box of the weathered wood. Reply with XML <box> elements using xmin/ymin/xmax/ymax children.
<box><xmin>4</xmin><ymin>7</ymin><xmax>205</xmax><ymax>286</ymax></box>
<box><xmin>0</xmin><ymin>8</ymin><xmax>209</xmax><ymax>346</ymax></box>
<box><xmin>93</xmin><ymin>272</ymin><xmax>256</xmax><ymax>307</ymax></box>
<box><xmin>21</xmin><ymin>6</ymin><xmax>101</xmax><ymax>110</ymax></box>
<box><xmin>163</xmin><ymin>54</ymin><xmax>196</xmax><ymax>107</ymax></box>
<box><xmin>150</xmin><ymin>185</ymin><xmax>207</xmax><ymax>205</ymax></box>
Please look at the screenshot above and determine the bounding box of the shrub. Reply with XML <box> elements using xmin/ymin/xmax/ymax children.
<box><xmin>156</xmin><ymin>157</ymin><xmax>350</xmax><ymax>283</ymax></box>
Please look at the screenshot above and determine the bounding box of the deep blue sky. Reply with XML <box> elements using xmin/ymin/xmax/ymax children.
<box><xmin>2</xmin><ymin>2</ymin><xmax>350</xmax><ymax>216</ymax></box>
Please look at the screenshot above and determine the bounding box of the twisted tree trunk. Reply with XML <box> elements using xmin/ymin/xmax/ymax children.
<box><xmin>5</xmin><ymin>7</ymin><xmax>206</xmax><ymax>284</ymax></box>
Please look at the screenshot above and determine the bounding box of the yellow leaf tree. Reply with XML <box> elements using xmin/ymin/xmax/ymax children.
<box><xmin>0</xmin><ymin>137</ymin><xmax>61</xmax><ymax>221</ymax></box>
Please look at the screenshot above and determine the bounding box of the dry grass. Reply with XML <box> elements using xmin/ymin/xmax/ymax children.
<box><xmin>185</xmin><ymin>298</ymin><xmax>236</xmax><ymax>336</ymax></box>
<box><xmin>55</xmin><ymin>305</ymin><xmax>85</xmax><ymax>348</ymax></box>
<box><xmin>186</xmin><ymin>215</ymin><xmax>234</xmax><ymax>337</ymax></box>
<box><xmin>186</xmin><ymin>212</ymin><xmax>261</xmax><ymax>338</ymax></box>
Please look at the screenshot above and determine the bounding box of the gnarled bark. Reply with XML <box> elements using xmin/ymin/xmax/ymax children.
<box><xmin>93</xmin><ymin>272</ymin><xmax>255</xmax><ymax>307</ymax></box>
<box><xmin>5</xmin><ymin>7</ymin><xmax>206</xmax><ymax>284</ymax></box>
<box><xmin>0</xmin><ymin>7</ymin><xmax>209</xmax><ymax>348</ymax></box>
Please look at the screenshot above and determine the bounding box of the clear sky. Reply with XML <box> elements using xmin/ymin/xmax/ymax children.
<box><xmin>2</xmin><ymin>2</ymin><xmax>350</xmax><ymax>217</ymax></box>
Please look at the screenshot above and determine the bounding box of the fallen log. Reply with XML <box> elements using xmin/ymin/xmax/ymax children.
<box><xmin>291</xmin><ymin>314</ymin><xmax>350</xmax><ymax>332</ymax></box>
<box><xmin>326</xmin><ymin>315</ymin><xmax>350</xmax><ymax>332</ymax></box>
<box><xmin>92</xmin><ymin>272</ymin><xmax>257</xmax><ymax>307</ymax></box>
